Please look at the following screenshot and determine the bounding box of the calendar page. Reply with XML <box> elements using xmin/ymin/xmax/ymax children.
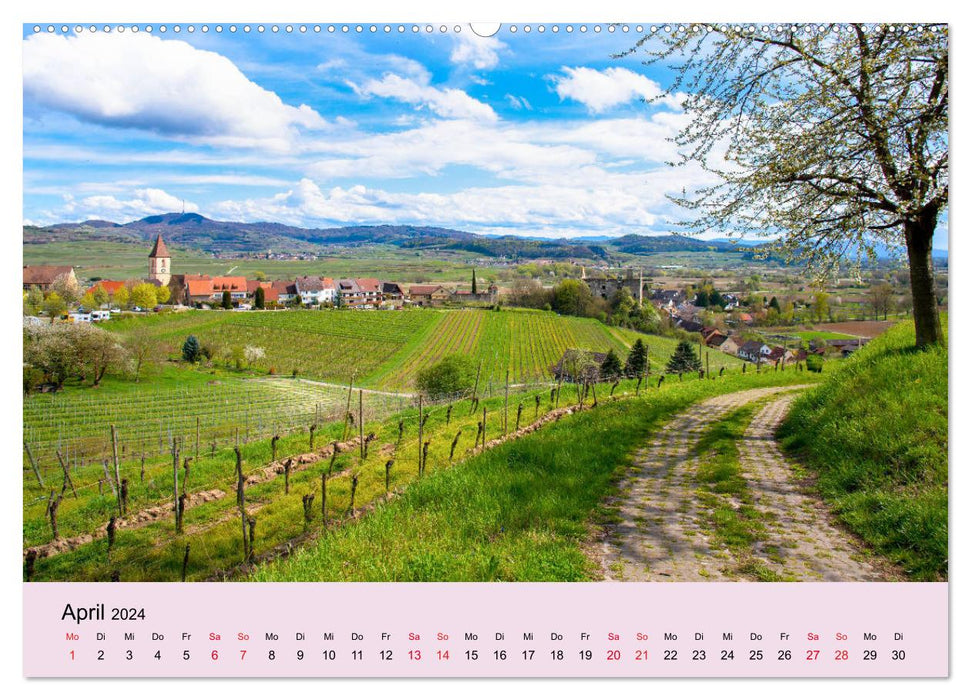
<box><xmin>18</xmin><ymin>6</ymin><xmax>951</xmax><ymax>686</ymax></box>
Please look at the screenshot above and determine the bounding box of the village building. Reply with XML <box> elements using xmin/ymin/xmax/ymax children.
<box><xmin>408</xmin><ymin>284</ymin><xmax>451</xmax><ymax>306</ymax></box>
<box><xmin>719</xmin><ymin>335</ymin><xmax>743</xmax><ymax>356</ymax></box>
<box><xmin>651</xmin><ymin>289</ymin><xmax>685</xmax><ymax>311</ymax></box>
<box><xmin>579</xmin><ymin>267</ymin><xmax>646</xmax><ymax>305</ymax></box>
<box><xmin>337</xmin><ymin>279</ymin><xmax>366</xmax><ymax>308</ymax></box>
<box><xmin>271</xmin><ymin>280</ymin><xmax>298</xmax><ymax>304</ymax></box>
<box><xmin>381</xmin><ymin>282</ymin><xmax>405</xmax><ymax>307</ymax></box>
<box><xmin>184</xmin><ymin>275</ymin><xmax>248</xmax><ymax>306</ymax></box>
<box><xmin>246</xmin><ymin>280</ymin><xmax>280</xmax><ymax>306</ymax></box>
<box><xmin>355</xmin><ymin>278</ymin><xmax>382</xmax><ymax>309</ymax></box>
<box><xmin>703</xmin><ymin>329</ymin><xmax>729</xmax><ymax>348</ymax></box>
<box><xmin>295</xmin><ymin>276</ymin><xmax>337</xmax><ymax>306</ymax></box>
<box><xmin>85</xmin><ymin>279</ymin><xmax>126</xmax><ymax>299</ymax></box>
<box><xmin>737</xmin><ymin>340</ymin><xmax>772</xmax><ymax>363</ymax></box>
<box><xmin>23</xmin><ymin>265</ymin><xmax>77</xmax><ymax>292</ymax></box>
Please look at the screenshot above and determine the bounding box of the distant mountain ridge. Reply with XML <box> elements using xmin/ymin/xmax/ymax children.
<box><xmin>26</xmin><ymin>212</ymin><xmax>941</xmax><ymax>263</ymax></box>
<box><xmin>25</xmin><ymin>213</ymin><xmax>748</xmax><ymax>261</ymax></box>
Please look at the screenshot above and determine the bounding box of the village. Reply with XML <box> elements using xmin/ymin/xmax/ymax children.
<box><xmin>24</xmin><ymin>233</ymin><xmax>873</xmax><ymax>372</ymax></box>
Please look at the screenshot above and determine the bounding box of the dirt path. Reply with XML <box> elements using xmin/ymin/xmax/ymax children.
<box><xmin>599</xmin><ymin>385</ymin><xmax>890</xmax><ymax>582</ymax></box>
<box><xmin>737</xmin><ymin>396</ymin><xmax>887</xmax><ymax>581</ymax></box>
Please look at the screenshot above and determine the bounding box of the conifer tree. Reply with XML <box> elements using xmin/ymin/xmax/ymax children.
<box><xmin>666</xmin><ymin>340</ymin><xmax>703</xmax><ymax>374</ymax></box>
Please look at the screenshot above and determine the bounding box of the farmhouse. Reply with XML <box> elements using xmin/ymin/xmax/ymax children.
<box><xmin>23</xmin><ymin>265</ymin><xmax>76</xmax><ymax>292</ymax></box>
<box><xmin>704</xmin><ymin>329</ymin><xmax>729</xmax><ymax>348</ymax></box>
<box><xmin>271</xmin><ymin>280</ymin><xmax>298</xmax><ymax>304</ymax></box>
<box><xmin>719</xmin><ymin>335</ymin><xmax>742</xmax><ymax>356</ymax></box>
<box><xmin>355</xmin><ymin>278</ymin><xmax>383</xmax><ymax>309</ymax></box>
<box><xmin>737</xmin><ymin>340</ymin><xmax>771</xmax><ymax>363</ymax></box>
<box><xmin>381</xmin><ymin>282</ymin><xmax>405</xmax><ymax>307</ymax></box>
<box><xmin>409</xmin><ymin>284</ymin><xmax>450</xmax><ymax>306</ymax></box>
<box><xmin>296</xmin><ymin>276</ymin><xmax>337</xmax><ymax>306</ymax></box>
<box><xmin>184</xmin><ymin>275</ymin><xmax>248</xmax><ymax>306</ymax></box>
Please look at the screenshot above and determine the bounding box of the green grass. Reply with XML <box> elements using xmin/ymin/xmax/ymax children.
<box><xmin>24</xmin><ymin>240</ymin><xmax>501</xmax><ymax>283</ymax></box>
<box><xmin>777</xmin><ymin>319</ymin><xmax>948</xmax><ymax>581</ymax></box>
<box><xmin>251</xmin><ymin>370</ymin><xmax>818</xmax><ymax>582</ymax></box>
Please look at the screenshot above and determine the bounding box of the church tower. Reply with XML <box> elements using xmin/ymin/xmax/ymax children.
<box><xmin>148</xmin><ymin>234</ymin><xmax>172</xmax><ymax>286</ymax></box>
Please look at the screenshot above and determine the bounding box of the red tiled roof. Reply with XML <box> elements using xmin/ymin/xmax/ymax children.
<box><xmin>23</xmin><ymin>265</ymin><xmax>73</xmax><ymax>286</ymax></box>
<box><xmin>409</xmin><ymin>285</ymin><xmax>443</xmax><ymax>295</ymax></box>
<box><xmin>148</xmin><ymin>234</ymin><xmax>171</xmax><ymax>258</ymax></box>
<box><xmin>86</xmin><ymin>280</ymin><xmax>126</xmax><ymax>296</ymax></box>
<box><xmin>356</xmin><ymin>278</ymin><xmax>381</xmax><ymax>293</ymax></box>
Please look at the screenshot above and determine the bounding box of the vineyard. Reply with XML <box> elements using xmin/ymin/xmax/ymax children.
<box><xmin>104</xmin><ymin>308</ymin><xmax>744</xmax><ymax>390</ymax></box>
<box><xmin>23</xmin><ymin>377</ymin><xmax>414</xmax><ymax>467</ymax></box>
<box><xmin>23</xmin><ymin>364</ymin><xmax>818</xmax><ymax>583</ymax></box>
<box><xmin>23</xmin><ymin>378</ymin><xmax>589</xmax><ymax>580</ymax></box>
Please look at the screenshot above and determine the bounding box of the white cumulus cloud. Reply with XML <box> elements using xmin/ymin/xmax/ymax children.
<box><xmin>353</xmin><ymin>73</ymin><xmax>497</xmax><ymax>122</ymax></box>
<box><xmin>551</xmin><ymin>66</ymin><xmax>682</xmax><ymax>113</ymax></box>
<box><xmin>64</xmin><ymin>188</ymin><xmax>198</xmax><ymax>222</ymax></box>
<box><xmin>449</xmin><ymin>32</ymin><xmax>506</xmax><ymax>70</ymax></box>
<box><xmin>23</xmin><ymin>32</ymin><xmax>326</xmax><ymax>149</ymax></box>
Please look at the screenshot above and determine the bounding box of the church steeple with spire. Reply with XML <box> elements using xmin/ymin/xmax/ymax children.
<box><xmin>148</xmin><ymin>234</ymin><xmax>172</xmax><ymax>286</ymax></box>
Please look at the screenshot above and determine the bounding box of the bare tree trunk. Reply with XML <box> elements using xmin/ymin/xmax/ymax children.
<box><xmin>905</xmin><ymin>210</ymin><xmax>944</xmax><ymax>347</ymax></box>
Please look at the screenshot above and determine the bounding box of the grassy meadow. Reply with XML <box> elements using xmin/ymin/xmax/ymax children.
<box><xmin>778</xmin><ymin>320</ymin><xmax>948</xmax><ymax>580</ymax></box>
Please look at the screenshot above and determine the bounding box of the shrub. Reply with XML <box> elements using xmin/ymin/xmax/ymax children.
<box><xmin>806</xmin><ymin>354</ymin><xmax>824</xmax><ymax>373</ymax></box>
<box><xmin>416</xmin><ymin>354</ymin><xmax>476</xmax><ymax>399</ymax></box>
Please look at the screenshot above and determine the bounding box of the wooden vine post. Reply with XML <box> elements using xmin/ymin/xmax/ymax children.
<box><xmin>481</xmin><ymin>406</ymin><xmax>487</xmax><ymax>448</ymax></box>
<box><xmin>234</xmin><ymin>446</ymin><xmax>248</xmax><ymax>560</ymax></box>
<box><xmin>342</xmin><ymin>374</ymin><xmax>355</xmax><ymax>440</ymax></box>
<box><xmin>385</xmin><ymin>459</ymin><xmax>393</xmax><ymax>494</ymax></box>
<box><xmin>359</xmin><ymin>390</ymin><xmax>365</xmax><ymax>460</ymax></box>
<box><xmin>24</xmin><ymin>441</ymin><xmax>44</xmax><ymax>488</ymax></box>
<box><xmin>469</xmin><ymin>361</ymin><xmax>482</xmax><ymax>415</ymax></box>
<box><xmin>55</xmin><ymin>450</ymin><xmax>77</xmax><ymax>498</ymax></box>
<box><xmin>503</xmin><ymin>369</ymin><xmax>510</xmax><ymax>436</ymax></box>
<box><xmin>449</xmin><ymin>431</ymin><xmax>461</xmax><ymax>463</ymax></box>
<box><xmin>321</xmin><ymin>472</ymin><xmax>327</xmax><ymax>526</ymax></box>
<box><xmin>111</xmin><ymin>425</ymin><xmax>122</xmax><ymax>515</ymax></box>
<box><xmin>515</xmin><ymin>403</ymin><xmax>523</xmax><ymax>432</ymax></box>
<box><xmin>195</xmin><ymin>416</ymin><xmax>200</xmax><ymax>459</ymax></box>
<box><xmin>172</xmin><ymin>441</ymin><xmax>181</xmax><ymax>534</ymax></box>
<box><xmin>417</xmin><ymin>394</ymin><xmax>423</xmax><ymax>475</ymax></box>
<box><xmin>271</xmin><ymin>435</ymin><xmax>280</xmax><ymax>463</ymax></box>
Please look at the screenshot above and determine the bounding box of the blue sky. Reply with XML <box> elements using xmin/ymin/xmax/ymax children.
<box><xmin>22</xmin><ymin>23</ymin><xmax>948</xmax><ymax>249</ymax></box>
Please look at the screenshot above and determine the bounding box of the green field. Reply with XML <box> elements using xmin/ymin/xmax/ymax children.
<box><xmin>105</xmin><ymin>308</ymin><xmax>745</xmax><ymax>390</ymax></box>
<box><xmin>778</xmin><ymin>320</ymin><xmax>948</xmax><ymax>581</ymax></box>
<box><xmin>24</xmin><ymin>240</ymin><xmax>498</xmax><ymax>283</ymax></box>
